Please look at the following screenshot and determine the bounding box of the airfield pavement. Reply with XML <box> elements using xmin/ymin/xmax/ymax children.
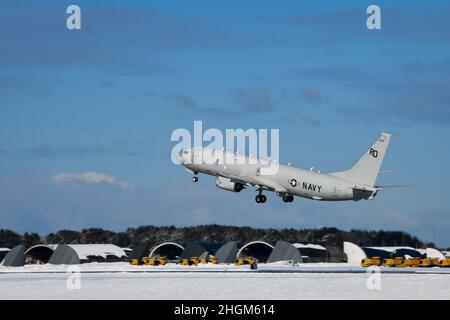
<box><xmin>1</xmin><ymin>262</ymin><xmax>450</xmax><ymax>299</ymax></box>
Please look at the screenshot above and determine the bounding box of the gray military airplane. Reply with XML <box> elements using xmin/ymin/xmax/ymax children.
<box><xmin>179</xmin><ymin>133</ymin><xmax>398</xmax><ymax>204</ymax></box>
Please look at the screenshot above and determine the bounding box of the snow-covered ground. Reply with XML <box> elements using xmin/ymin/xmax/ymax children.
<box><xmin>1</xmin><ymin>262</ymin><xmax>450</xmax><ymax>299</ymax></box>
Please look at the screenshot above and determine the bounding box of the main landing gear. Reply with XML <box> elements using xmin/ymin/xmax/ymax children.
<box><xmin>282</xmin><ymin>194</ymin><xmax>294</xmax><ymax>203</ymax></box>
<box><xmin>255</xmin><ymin>190</ymin><xmax>267</xmax><ymax>204</ymax></box>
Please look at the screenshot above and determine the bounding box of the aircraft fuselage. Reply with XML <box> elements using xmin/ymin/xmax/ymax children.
<box><xmin>181</xmin><ymin>148</ymin><xmax>376</xmax><ymax>202</ymax></box>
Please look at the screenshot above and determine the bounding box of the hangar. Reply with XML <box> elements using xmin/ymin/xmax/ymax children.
<box><xmin>180</xmin><ymin>242</ymin><xmax>210</xmax><ymax>259</ymax></box>
<box><xmin>267</xmin><ymin>240</ymin><xmax>303</xmax><ymax>263</ymax></box>
<box><xmin>343</xmin><ymin>241</ymin><xmax>444</xmax><ymax>265</ymax></box>
<box><xmin>2</xmin><ymin>244</ymin><xmax>128</xmax><ymax>266</ymax></box>
<box><xmin>126</xmin><ymin>240</ymin><xmax>332</xmax><ymax>264</ymax></box>
<box><xmin>236</xmin><ymin>241</ymin><xmax>274</xmax><ymax>262</ymax></box>
<box><xmin>25</xmin><ymin>244</ymin><xmax>57</xmax><ymax>264</ymax></box>
<box><xmin>293</xmin><ymin>243</ymin><xmax>329</xmax><ymax>262</ymax></box>
<box><xmin>49</xmin><ymin>244</ymin><xmax>128</xmax><ymax>264</ymax></box>
<box><xmin>0</xmin><ymin>248</ymin><xmax>9</xmax><ymax>264</ymax></box>
<box><xmin>2</xmin><ymin>245</ymin><xmax>25</xmax><ymax>267</ymax></box>
<box><xmin>426</xmin><ymin>248</ymin><xmax>448</xmax><ymax>260</ymax></box>
<box><xmin>149</xmin><ymin>242</ymin><xmax>184</xmax><ymax>260</ymax></box>
<box><xmin>266</xmin><ymin>241</ymin><xmax>332</xmax><ymax>263</ymax></box>
<box><xmin>215</xmin><ymin>241</ymin><xmax>239</xmax><ymax>264</ymax></box>
<box><xmin>128</xmin><ymin>242</ymin><xmax>153</xmax><ymax>260</ymax></box>
<box><xmin>212</xmin><ymin>241</ymin><xmax>331</xmax><ymax>263</ymax></box>
<box><xmin>48</xmin><ymin>244</ymin><xmax>80</xmax><ymax>264</ymax></box>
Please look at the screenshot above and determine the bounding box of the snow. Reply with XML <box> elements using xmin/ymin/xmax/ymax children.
<box><xmin>26</xmin><ymin>244</ymin><xmax>58</xmax><ymax>251</ymax></box>
<box><xmin>67</xmin><ymin>244</ymin><xmax>127</xmax><ymax>259</ymax></box>
<box><xmin>1</xmin><ymin>262</ymin><xmax>450</xmax><ymax>299</ymax></box>
<box><xmin>2</xmin><ymin>261</ymin><xmax>449</xmax><ymax>274</ymax></box>
<box><xmin>293</xmin><ymin>243</ymin><xmax>327</xmax><ymax>250</ymax></box>
<box><xmin>364</xmin><ymin>246</ymin><xmax>416</xmax><ymax>252</ymax></box>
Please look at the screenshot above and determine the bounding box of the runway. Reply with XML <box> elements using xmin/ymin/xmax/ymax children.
<box><xmin>1</xmin><ymin>262</ymin><xmax>449</xmax><ymax>299</ymax></box>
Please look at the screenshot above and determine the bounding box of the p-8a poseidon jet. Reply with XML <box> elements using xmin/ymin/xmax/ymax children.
<box><xmin>178</xmin><ymin>133</ymin><xmax>399</xmax><ymax>204</ymax></box>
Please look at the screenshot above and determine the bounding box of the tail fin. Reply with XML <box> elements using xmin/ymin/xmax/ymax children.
<box><xmin>331</xmin><ymin>133</ymin><xmax>391</xmax><ymax>186</ymax></box>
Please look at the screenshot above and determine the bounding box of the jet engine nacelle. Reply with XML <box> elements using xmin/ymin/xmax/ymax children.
<box><xmin>215</xmin><ymin>176</ymin><xmax>244</xmax><ymax>192</ymax></box>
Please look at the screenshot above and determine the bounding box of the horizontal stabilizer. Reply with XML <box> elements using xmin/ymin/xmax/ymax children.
<box><xmin>374</xmin><ymin>184</ymin><xmax>416</xmax><ymax>190</ymax></box>
<box><xmin>379</xmin><ymin>169</ymin><xmax>398</xmax><ymax>174</ymax></box>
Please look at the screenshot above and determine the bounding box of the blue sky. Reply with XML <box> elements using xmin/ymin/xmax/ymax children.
<box><xmin>1</xmin><ymin>0</ymin><xmax>450</xmax><ymax>246</ymax></box>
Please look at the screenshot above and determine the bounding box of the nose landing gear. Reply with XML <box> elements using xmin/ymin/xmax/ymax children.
<box><xmin>192</xmin><ymin>173</ymin><xmax>199</xmax><ymax>182</ymax></box>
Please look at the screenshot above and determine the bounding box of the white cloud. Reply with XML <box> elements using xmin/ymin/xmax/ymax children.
<box><xmin>382</xmin><ymin>209</ymin><xmax>419</xmax><ymax>228</ymax></box>
<box><xmin>52</xmin><ymin>171</ymin><xmax>134</xmax><ymax>192</ymax></box>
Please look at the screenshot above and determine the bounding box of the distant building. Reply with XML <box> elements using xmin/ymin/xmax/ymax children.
<box><xmin>236</xmin><ymin>241</ymin><xmax>274</xmax><ymax>262</ymax></box>
<box><xmin>149</xmin><ymin>242</ymin><xmax>184</xmax><ymax>260</ymax></box>
<box><xmin>343</xmin><ymin>241</ymin><xmax>444</xmax><ymax>265</ymax></box>
<box><xmin>293</xmin><ymin>243</ymin><xmax>329</xmax><ymax>262</ymax></box>
<box><xmin>180</xmin><ymin>242</ymin><xmax>210</xmax><ymax>260</ymax></box>
<box><xmin>48</xmin><ymin>244</ymin><xmax>128</xmax><ymax>264</ymax></box>
<box><xmin>2</xmin><ymin>245</ymin><xmax>25</xmax><ymax>267</ymax></box>
<box><xmin>25</xmin><ymin>244</ymin><xmax>57</xmax><ymax>264</ymax></box>
<box><xmin>215</xmin><ymin>241</ymin><xmax>239</xmax><ymax>264</ymax></box>
<box><xmin>267</xmin><ymin>241</ymin><xmax>302</xmax><ymax>263</ymax></box>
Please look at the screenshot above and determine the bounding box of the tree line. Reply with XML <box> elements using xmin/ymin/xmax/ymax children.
<box><xmin>0</xmin><ymin>224</ymin><xmax>436</xmax><ymax>250</ymax></box>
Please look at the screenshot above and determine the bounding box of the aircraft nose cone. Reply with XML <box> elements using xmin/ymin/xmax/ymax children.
<box><xmin>177</xmin><ymin>149</ymin><xmax>191</xmax><ymax>165</ymax></box>
<box><xmin>175</xmin><ymin>150</ymin><xmax>185</xmax><ymax>164</ymax></box>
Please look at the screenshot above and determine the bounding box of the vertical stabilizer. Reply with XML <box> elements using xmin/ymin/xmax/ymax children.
<box><xmin>330</xmin><ymin>133</ymin><xmax>391</xmax><ymax>186</ymax></box>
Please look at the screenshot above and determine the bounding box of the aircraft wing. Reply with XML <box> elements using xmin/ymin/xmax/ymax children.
<box><xmin>219</xmin><ymin>174</ymin><xmax>288</xmax><ymax>193</ymax></box>
<box><xmin>255</xmin><ymin>178</ymin><xmax>288</xmax><ymax>193</ymax></box>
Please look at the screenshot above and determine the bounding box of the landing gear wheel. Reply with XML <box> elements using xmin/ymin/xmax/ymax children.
<box><xmin>192</xmin><ymin>176</ymin><xmax>198</xmax><ymax>182</ymax></box>
<box><xmin>255</xmin><ymin>188</ymin><xmax>267</xmax><ymax>204</ymax></box>
<box><xmin>288</xmin><ymin>195</ymin><xmax>294</xmax><ymax>202</ymax></box>
<box><xmin>282</xmin><ymin>195</ymin><xmax>294</xmax><ymax>203</ymax></box>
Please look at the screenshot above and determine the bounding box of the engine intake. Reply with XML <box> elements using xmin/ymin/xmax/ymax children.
<box><xmin>215</xmin><ymin>176</ymin><xmax>244</xmax><ymax>192</ymax></box>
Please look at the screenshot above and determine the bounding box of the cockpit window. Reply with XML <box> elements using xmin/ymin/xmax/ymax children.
<box><xmin>178</xmin><ymin>149</ymin><xmax>190</xmax><ymax>157</ymax></box>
